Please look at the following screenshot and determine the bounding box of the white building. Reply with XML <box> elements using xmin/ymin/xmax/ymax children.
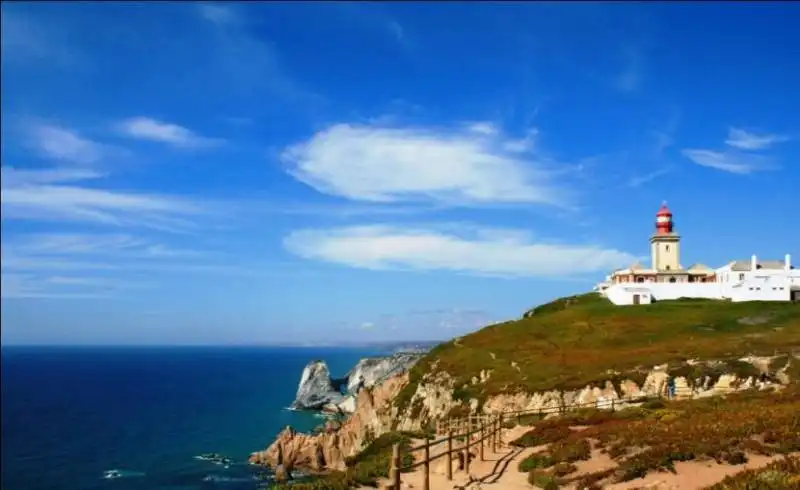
<box><xmin>599</xmin><ymin>203</ymin><xmax>799</xmax><ymax>305</ymax></box>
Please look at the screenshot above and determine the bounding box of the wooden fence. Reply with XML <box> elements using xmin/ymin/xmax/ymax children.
<box><xmin>381</xmin><ymin>391</ymin><xmax>694</xmax><ymax>490</ymax></box>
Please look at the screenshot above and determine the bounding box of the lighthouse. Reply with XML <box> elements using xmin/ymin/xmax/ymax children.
<box><xmin>650</xmin><ymin>202</ymin><xmax>681</xmax><ymax>272</ymax></box>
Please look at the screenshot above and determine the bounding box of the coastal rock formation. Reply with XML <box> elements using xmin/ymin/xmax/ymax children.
<box><xmin>290</xmin><ymin>361</ymin><xmax>345</xmax><ymax>411</ymax></box>
<box><xmin>345</xmin><ymin>352</ymin><xmax>422</xmax><ymax>395</ymax></box>
<box><xmin>255</xmin><ymin>355</ymin><xmax>796</xmax><ymax>473</ymax></box>
<box><xmin>251</xmin><ymin>373</ymin><xmax>408</xmax><ymax>470</ymax></box>
<box><xmin>289</xmin><ymin>352</ymin><xmax>424</xmax><ymax>413</ymax></box>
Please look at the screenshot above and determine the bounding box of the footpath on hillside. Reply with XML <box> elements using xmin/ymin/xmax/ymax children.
<box><xmin>364</xmin><ymin>425</ymin><xmax>798</xmax><ymax>490</ymax></box>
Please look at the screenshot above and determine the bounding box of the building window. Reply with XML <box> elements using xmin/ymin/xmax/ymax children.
<box><xmin>666</xmin><ymin>265</ymin><xmax>671</xmax><ymax>271</ymax></box>
<box><xmin>739</xmin><ymin>273</ymin><xmax>745</xmax><ymax>281</ymax></box>
<box><xmin>669</xmin><ymin>277</ymin><xmax>676</xmax><ymax>283</ymax></box>
<box><xmin>666</xmin><ymin>245</ymin><xmax>670</xmax><ymax>252</ymax></box>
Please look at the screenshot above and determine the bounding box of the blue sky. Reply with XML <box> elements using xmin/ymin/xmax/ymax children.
<box><xmin>2</xmin><ymin>2</ymin><xmax>798</xmax><ymax>345</ymax></box>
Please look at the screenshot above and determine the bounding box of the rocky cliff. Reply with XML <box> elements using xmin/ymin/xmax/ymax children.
<box><xmin>345</xmin><ymin>352</ymin><xmax>421</xmax><ymax>395</ymax></box>
<box><xmin>251</xmin><ymin>373</ymin><xmax>408</xmax><ymax>471</ymax></box>
<box><xmin>251</xmin><ymin>355</ymin><xmax>798</xmax><ymax>471</ymax></box>
<box><xmin>290</xmin><ymin>360</ymin><xmax>346</xmax><ymax>412</ymax></box>
<box><xmin>289</xmin><ymin>352</ymin><xmax>423</xmax><ymax>413</ymax></box>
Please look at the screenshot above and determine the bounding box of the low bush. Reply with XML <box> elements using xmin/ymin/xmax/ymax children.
<box><xmin>510</xmin><ymin>425</ymin><xmax>573</xmax><ymax>447</ymax></box>
<box><xmin>518</xmin><ymin>452</ymin><xmax>553</xmax><ymax>472</ymax></box>
<box><xmin>704</xmin><ymin>455</ymin><xmax>800</xmax><ymax>489</ymax></box>
<box><xmin>527</xmin><ymin>469</ymin><xmax>562</xmax><ymax>489</ymax></box>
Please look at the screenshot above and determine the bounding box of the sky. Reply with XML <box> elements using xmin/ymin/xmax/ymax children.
<box><xmin>1</xmin><ymin>2</ymin><xmax>798</xmax><ymax>345</ymax></box>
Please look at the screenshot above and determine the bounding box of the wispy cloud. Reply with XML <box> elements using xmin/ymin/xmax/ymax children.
<box><xmin>0</xmin><ymin>231</ymin><xmax>272</xmax><ymax>299</ymax></box>
<box><xmin>1</xmin><ymin>166</ymin><xmax>204</xmax><ymax>230</ymax></box>
<box><xmin>281</xmin><ymin>122</ymin><xmax>572</xmax><ymax>207</ymax></box>
<box><xmin>628</xmin><ymin>167</ymin><xmax>672</xmax><ymax>187</ymax></box>
<box><xmin>682</xmin><ymin>126</ymin><xmax>784</xmax><ymax>174</ymax></box>
<box><xmin>724</xmin><ymin>127</ymin><xmax>789</xmax><ymax>151</ymax></box>
<box><xmin>195</xmin><ymin>3</ymin><xmax>322</xmax><ymax>105</ymax></box>
<box><xmin>284</xmin><ymin>224</ymin><xmax>638</xmax><ymax>278</ymax></box>
<box><xmin>613</xmin><ymin>46</ymin><xmax>643</xmax><ymax>93</ymax></box>
<box><xmin>681</xmin><ymin>149</ymin><xmax>774</xmax><ymax>175</ymax></box>
<box><xmin>24</xmin><ymin>123</ymin><xmax>112</xmax><ymax>164</ymax></box>
<box><xmin>0</xmin><ymin>6</ymin><xmax>82</xmax><ymax>68</ymax></box>
<box><xmin>116</xmin><ymin>117</ymin><xmax>223</xmax><ymax>149</ymax></box>
<box><xmin>197</xmin><ymin>3</ymin><xmax>238</xmax><ymax>25</ymax></box>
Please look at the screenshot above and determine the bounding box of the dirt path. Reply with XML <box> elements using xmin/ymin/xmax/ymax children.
<box><xmin>366</xmin><ymin>426</ymin><xmax>535</xmax><ymax>490</ymax></box>
<box><xmin>363</xmin><ymin>425</ymin><xmax>798</xmax><ymax>490</ymax></box>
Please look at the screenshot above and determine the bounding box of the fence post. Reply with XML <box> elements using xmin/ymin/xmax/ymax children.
<box><xmin>479</xmin><ymin>416</ymin><xmax>485</xmax><ymax>461</ymax></box>
<box><xmin>391</xmin><ymin>443</ymin><xmax>401</xmax><ymax>490</ymax></box>
<box><xmin>491</xmin><ymin>415</ymin><xmax>497</xmax><ymax>452</ymax></box>
<box><xmin>498</xmin><ymin>413</ymin><xmax>504</xmax><ymax>447</ymax></box>
<box><xmin>423</xmin><ymin>435</ymin><xmax>430</xmax><ymax>490</ymax></box>
<box><xmin>446</xmin><ymin>430</ymin><xmax>453</xmax><ymax>481</ymax></box>
<box><xmin>464</xmin><ymin>413</ymin><xmax>471</xmax><ymax>474</ymax></box>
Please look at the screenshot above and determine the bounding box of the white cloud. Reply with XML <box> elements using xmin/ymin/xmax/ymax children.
<box><xmin>681</xmin><ymin>149</ymin><xmax>773</xmax><ymax>174</ymax></box>
<box><xmin>724</xmin><ymin>128</ymin><xmax>788</xmax><ymax>151</ymax></box>
<box><xmin>283</xmin><ymin>224</ymin><xmax>638</xmax><ymax>278</ymax></box>
<box><xmin>1</xmin><ymin>166</ymin><xmax>203</xmax><ymax>230</ymax></box>
<box><xmin>281</xmin><ymin>123</ymin><xmax>570</xmax><ymax>207</ymax></box>
<box><xmin>198</xmin><ymin>4</ymin><xmax>238</xmax><ymax>25</ymax></box>
<box><xmin>26</xmin><ymin>124</ymin><xmax>109</xmax><ymax>164</ymax></box>
<box><xmin>0</xmin><ymin>231</ymin><xmax>264</xmax><ymax>299</ymax></box>
<box><xmin>116</xmin><ymin>117</ymin><xmax>222</xmax><ymax>149</ymax></box>
<box><xmin>628</xmin><ymin>167</ymin><xmax>672</xmax><ymax>187</ymax></box>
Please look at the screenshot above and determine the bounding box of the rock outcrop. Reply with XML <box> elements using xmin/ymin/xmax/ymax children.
<box><xmin>251</xmin><ymin>373</ymin><xmax>409</xmax><ymax>470</ymax></box>
<box><xmin>255</xmin><ymin>354</ymin><xmax>796</xmax><ymax>474</ymax></box>
<box><xmin>290</xmin><ymin>361</ymin><xmax>346</xmax><ymax>411</ymax></box>
<box><xmin>289</xmin><ymin>352</ymin><xmax>424</xmax><ymax>413</ymax></box>
<box><xmin>345</xmin><ymin>352</ymin><xmax>422</xmax><ymax>395</ymax></box>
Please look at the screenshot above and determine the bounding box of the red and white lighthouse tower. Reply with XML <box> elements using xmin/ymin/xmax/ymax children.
<box><xmin>655</xmin><ymin>201</ymin><xmax>674</xmax><ymax>235</ymax></box>
<box><xmin>650</xmin><ymin>201</ymin><xmax>681</xmax><ymax>272</ymax></box>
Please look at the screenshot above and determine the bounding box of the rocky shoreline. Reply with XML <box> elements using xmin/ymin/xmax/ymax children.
<box><xmin>251</xmin><ymin>354</ymin><xmax>796</xmax><ymax>476</ymax></box>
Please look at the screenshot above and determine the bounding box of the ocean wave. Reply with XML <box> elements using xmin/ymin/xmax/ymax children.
<box><xmin>102</xmin><ymin>469</ymin><xmax>145</xmax><ymax>479</ymax></box>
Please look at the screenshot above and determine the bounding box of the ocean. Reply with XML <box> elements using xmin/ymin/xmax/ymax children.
<box><xmin>1</xmin><ymin>346</ymin><xmax>383</xmax><ymax>490</ymax></box>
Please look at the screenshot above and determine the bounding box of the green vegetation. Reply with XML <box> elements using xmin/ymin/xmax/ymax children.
<box><xmin>513</xmin><ymin>386</ymin><xmax>800</xmax><ymax>486</ymax></box>
<box><xmin>704</xmin><ymin>455</ymin><xmax>800</xmax><ymax>489</ymax></box>
<box><xmin>274</xmin><ymin>431</ymin><xmax>420</xmax><ymax>490</ymax></box>
<box><xmin>395</xmin><ymin>295</ymin><xmax>800</xmax><ymax>412</ymax></box>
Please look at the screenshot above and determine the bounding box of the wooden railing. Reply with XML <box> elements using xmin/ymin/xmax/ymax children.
<box><xmin>381</xmin><ymin>392</ymin><xmax>692</xmax><ymax>490</ymax></box>
<box><xmin>383</xmin><ymin>412</ymin><xmax>505</xmax><ymax>490</ymax></box>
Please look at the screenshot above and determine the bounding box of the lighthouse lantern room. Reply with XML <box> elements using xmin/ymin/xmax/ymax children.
<box><xmin>650</xmin><ymin>202</ymin><xmax>681</xmax><ymax>272</ymax></box>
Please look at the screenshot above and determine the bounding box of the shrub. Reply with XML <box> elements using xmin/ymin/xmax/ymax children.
<box><xmin>510</xmin><ymin>426</ymin><xmax>573</xmax><ymax>447</ymax></box>
<box><xmin>549</xmin><ymin>438</ymin><xmax>591</xmax><ymax>464</ymax></box>
<box><xmin>528</xmin><ymin>469</ymin><xmax>562</xmax><ymax>489</ymax></box>
<box><xmin>704</xmin><ymin>455</ymin><xmax>800</xmax><ymax>489</ymax></box>
<box><xmin>518</xmin><ymin>452</ymin><xmax>553</xmax><ymax>472</ymax></box>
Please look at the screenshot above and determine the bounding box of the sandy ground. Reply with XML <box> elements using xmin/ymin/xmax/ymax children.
<box><xmin>362</xmin><ymin>425</ymin><xmax>798</xmax><ymax>490</ymax></box>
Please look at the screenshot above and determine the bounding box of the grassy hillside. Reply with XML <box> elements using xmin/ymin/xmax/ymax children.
<box><xmin>396</xmin><ymin>294</ymin><xmax>800</xmax><ymax>411</ymax></box>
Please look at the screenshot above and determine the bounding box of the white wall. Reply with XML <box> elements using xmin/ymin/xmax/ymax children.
<box><xmin>728</xmin><ymin>275</ymin><xmax>792</xmax><ymax>302</ymax></box>
<box><xmin>605</xmin><ymin>286</ymin><xmax>653</xmax><ymax>306</ymax></box>
<box><xmin>644</xmin><ymin>283</ymin><xmax>723</xmax><ymax>301</ymax></box>
<box><xmin>604</xmin><ymin>277</ymin><xmax>792</xmax><ymax>305</ymax></box>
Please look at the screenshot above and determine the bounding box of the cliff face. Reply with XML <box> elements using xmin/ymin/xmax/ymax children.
<box><xmin>252</xmin><ymin>355</ymin><xmax>797</xmax><ymax>472</ymax></box>
<box><xmin>291</xmin><ymin>361</ymin><xmax>345</xmax><ymax>411</ymax></box>
<box><xmin>345</xmin><ymin>352</ymin><xmax>421</xmax><ymax>395</ymax></box>
<box><xmin>250</xmin><ymin>373</ymin><xmax>408</xmax><ymax>470</ymax></box>
<box><xmin>289</xmin><ymin>353</ymin><xmax>423</xmax><ymax>413</ymax></box>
